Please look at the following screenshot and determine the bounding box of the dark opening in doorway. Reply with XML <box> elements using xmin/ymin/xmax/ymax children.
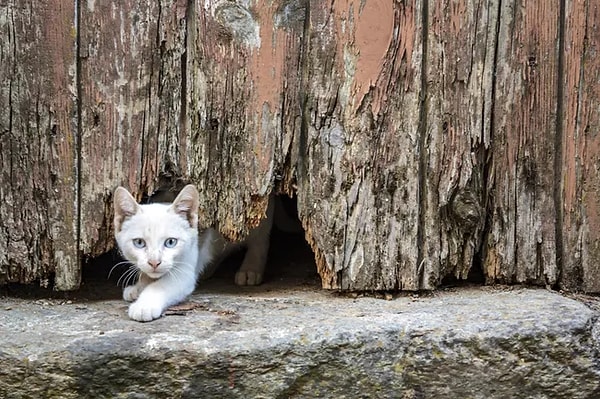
<box><xmin>80</xmin><ymin>193</ymin><xmax>319</xmax><ymax>299</ymax></box>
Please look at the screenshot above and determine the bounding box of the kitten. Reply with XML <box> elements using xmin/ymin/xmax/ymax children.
<box><xmin>113</xmin><ymin>184</ymin><xmax>272</xmax><ymax>322</ymax></box>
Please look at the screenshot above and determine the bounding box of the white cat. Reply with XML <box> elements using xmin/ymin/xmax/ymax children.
<box><xmin>113</xmin><ymin>184</ymin><xmax>272</xmax><ymax>322</ymax></box>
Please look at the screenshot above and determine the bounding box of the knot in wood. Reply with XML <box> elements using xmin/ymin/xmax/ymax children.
<box><xmin>449</xmin><ymin>188</ymin><xmax>482</xmax><ymax>230</ymax></box>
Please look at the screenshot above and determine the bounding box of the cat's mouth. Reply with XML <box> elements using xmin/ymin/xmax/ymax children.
<box><xmin>144</xmin><ymin>271</ymin><xmax>166</xmax><ymax>279</ymax></box>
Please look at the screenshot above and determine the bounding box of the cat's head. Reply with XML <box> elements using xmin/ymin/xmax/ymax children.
<box><xmin>113</xmin><ymin>185</ymin><xmax>199</xmax><ymax>279</ymax></box>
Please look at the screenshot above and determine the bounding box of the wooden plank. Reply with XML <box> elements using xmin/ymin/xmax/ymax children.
<box><xmin>561</xmin><ymin>0</ymin><xmax>600</xmax><ymax>292</ymax></box>
<box><xmin>297</xmin><ymin>0</ymin><xmax>424</xmax><ymax>289</ymax></box>
<box><xmin>424</xmin><ymin>0</ymin><xmax>498</xmax><ymax>284</ymax></box>
<box><xmin>187</xmin><ymin>0</ymin><xmax>299</xmax><ymax>239</ymax></box>
<box><xmin>78</xmin><ymin>0</ymin><xmax>186</xmax><ymax>256</ymax></box>
<box><xmin>0</xmin><ymin>1</ymin><xmax>79</xmax><ymax>289</ymax></box>
<box><xmin>484</xmin><ymin>0</ymin><xmax>559</xmax><ymax>285</ymax></box>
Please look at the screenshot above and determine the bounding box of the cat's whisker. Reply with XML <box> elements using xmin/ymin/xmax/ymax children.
<box><xmin>166</xmin><ymin>265</ymin><xmax>185</xmax><ymax>284</ymax></box>
<box><xmin>171</xmin><ymin>261</ymin><xmax>194</xmax><ymax>269</ymax></box>
<box><xmin>169</xmin><ymin>262</ymin><xmax>195</xmax><ymax>286</ymax></box>
<box><xmin>127</xmin><ymin>269</ymin><xmax>141</xmax><ymax>287</ymax></box>
<box><xmin>173</xmin><ymin>261</ymin><xmax>195</xmax><ymax>273</ymax></box>
<box><xmin>117</xmin><ymin>265</ymin><xmax>139</xmax><ymax>287</ymax></box>
<box><xmin>108</xmin><ymin>261</ymin><xmax>133</xmax><ymax>280</ymax></box>
<box><xmin>122</xmin><ymin>269</ymin><xmax>139</xmax><ymax>288</ymax></box>
<box><xmin>116</xmin><ymin>269</ymin><xmax>129</xmax><ymax>287</ymax></box>
<box><xmin>117</xmin><ymin>265</ymin><xmax>135</xmax><ymax>284</ymax></box>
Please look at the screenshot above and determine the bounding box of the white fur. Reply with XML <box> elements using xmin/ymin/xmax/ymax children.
<box><xmin>113</xmin><ymin>185</ymin><xmax>273</xmax><ymax>322</ymax></box>
<box><xmin>114</xmin><ymin>185</ymin><xmax>211</xmax><ymax>322</ymax></box>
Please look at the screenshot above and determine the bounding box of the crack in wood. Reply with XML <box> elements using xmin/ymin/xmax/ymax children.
<box><xmin>416</xmin><ymin>0</ymin><xmax>430</xmax><ymax>290</ymax></box>
<box><xmin>554</xmin><ymin>0</ymin><xmax>566</xmax><ymax>287</ymax></box>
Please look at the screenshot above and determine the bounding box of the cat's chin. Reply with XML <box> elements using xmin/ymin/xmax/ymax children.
<box><xmin>143</xmin><ymin>271</ymin><xmax>166</xmax><ymax>280</ymax></box>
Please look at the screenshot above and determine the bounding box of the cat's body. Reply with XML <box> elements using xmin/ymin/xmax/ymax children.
<box><xmin>113</xmin><ymin>184</ymin><xmax>272</xmax><ymax>322</ymax></box>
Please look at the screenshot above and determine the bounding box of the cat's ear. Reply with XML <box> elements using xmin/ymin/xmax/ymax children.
<box><xmin>113</xmin><ymin>187</ymin><xmax>140</xmax><ymax>232</ymax></box>
<box><xmin>171</xmin><ymin>184</ymin><xmax>199</xmax><ymax>228</ymax></box>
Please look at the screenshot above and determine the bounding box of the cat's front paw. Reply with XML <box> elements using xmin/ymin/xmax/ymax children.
<box><xmin>235</xmin><ymin>270</ymin><xmax>263</xmax><ymax>286</ymax></box>
<box><xmin>128</xmin><ymin>299</ymin><xmax>164</xmax><ymax>322</ymax></box>
<box><xmin>123</xmin><ymin>284</ymin><xmax>142</xmax><ymax>302</ymax></box>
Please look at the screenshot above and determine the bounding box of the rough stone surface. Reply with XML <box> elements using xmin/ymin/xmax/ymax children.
<box><xmin>1</xmin><ymin>285</ymin><xmax>600</xmax><ymax>398</ymax></box>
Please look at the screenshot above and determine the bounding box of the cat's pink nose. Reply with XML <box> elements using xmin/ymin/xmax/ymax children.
<box><xmin>148</xmin><ymin>260</ymin><xmax>161</xmax><ymax>269</ymax></box>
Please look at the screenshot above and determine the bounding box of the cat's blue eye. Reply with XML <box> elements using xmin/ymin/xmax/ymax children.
<box><xmin>132</xmin><ymin>238</ymin><xmax>146</xmax><ymax>248</ymax></box>
<box><xmin>164</xmin><ymin>238</ymin><xmax>178</xmax><ymax>248</ymax></box>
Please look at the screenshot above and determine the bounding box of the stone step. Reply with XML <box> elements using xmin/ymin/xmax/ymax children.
<box><xmin>1</xmin><ymin>286</ymin><xmax>599</xmax><ymax>398</ymax></box>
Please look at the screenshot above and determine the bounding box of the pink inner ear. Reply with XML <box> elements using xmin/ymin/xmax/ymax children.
<box><xmin>174</xmin><ymin>199</ymin><xmax>192</xmax><ymax>213</ymax></box>
<box><xmin>114</xmin><ymin>188</ymin><xmax>140</xmax><ymax>232</ymax></box>
<box><xmin>117</xmin><ymin>195</ymin><xmax>138</xmax><ymax>217</ymax></box>
<box><xmin>174</xmin><ymin>201</ymin><xmax>197</xmax><ymax>226</ymax></box>
<box><xmin>171</xmin><ymin>185</ymin><xmax>199</xmax><ymax>223</ymax></box>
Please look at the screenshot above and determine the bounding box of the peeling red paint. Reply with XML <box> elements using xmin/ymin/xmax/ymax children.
<box><xmin>246</xmin><ymin>1</ymin><xmax>286</xmax><ymax>192</ymax></box>
<box><xmin>331</xmin><ymin>0</ymin><xmax>394</xmax><ymax>114</ymax></box>
<box><xmin>250</xmin><ymin>3</ymin><xmax>284</xmax><ymax>111</ymax></box>
<box><xmin>352</xmin><ymin>0</ymin><xmax>394</xmax><ymax>113</ymax></box>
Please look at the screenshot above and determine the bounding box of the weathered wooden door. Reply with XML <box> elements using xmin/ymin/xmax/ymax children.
<box><xmin>1</xmin><ymin>0</ymin><xmax>600</xmax><ymax>293</ymax></box>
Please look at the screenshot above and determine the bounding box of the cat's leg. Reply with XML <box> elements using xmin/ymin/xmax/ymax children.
<box><xmin>235</xmin><ymin>198</ymin><xmax>274</xmax><ymax>286</ymax></box>
<box><xmin>123</xmin><ymin>273</ymin><xmax>152</xmax><ymax>302</ymax></box>
<box><xmin>128</xmin><ymin>271</ymin><xmax>196</xmax><ymax>322</ymax></box>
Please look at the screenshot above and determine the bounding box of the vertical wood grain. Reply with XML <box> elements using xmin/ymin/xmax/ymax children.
<box><xmin>484</xmin><ymin>0</ymin><xmax>560</xmax><ymax>286</ymax></box>
<box><xmin>424</xmin><ymin>0</ymin><xmax>497</xmax><ymax>284</ymax></box>
<box><xmin>561</xmin><ymin>0</ymin><xmax>600</xmax><ymax>292</ymax></box>
<box><xmin>0</xmin><ymin>1</ymin><xmax>79</xmax><ymax>289</ymax></box>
